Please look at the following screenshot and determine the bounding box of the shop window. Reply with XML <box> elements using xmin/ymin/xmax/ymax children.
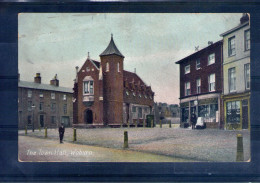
<box><xmin>181</xmin><ymin>107</ymin><xmax>189</xmax><ymax>123</ymax></box>
<box><xmin>226</xmin><ymin>101</ymin><xmax>240</xmax><ymax>123</ymax></box>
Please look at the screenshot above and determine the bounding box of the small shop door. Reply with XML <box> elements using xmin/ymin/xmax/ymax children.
<box><xmin>242</xmin><ymin>99</ymin><xmax>249</xmax><ymax>129</ymax></box>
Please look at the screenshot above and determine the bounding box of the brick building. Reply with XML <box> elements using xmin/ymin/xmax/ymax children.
<box><xmin>175</xmin><ymin>40</ymin><xmax>223</xmax><ymax>128</ymax></box>
<box><xmin>73</xmin><ymin>35</ymin><xmax>154</xmax><ymax>127</ymax></box>
<box><xmin>18</xmin><ymin>73</ymin><xmax>73</xmax><ymax>129</ymax></box>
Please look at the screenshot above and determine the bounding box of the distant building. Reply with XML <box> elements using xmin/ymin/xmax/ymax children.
<box><xmin>220</xmin><ymin>13</ymin><xmax>250</xmax><ymax>130</ymax></box>
<box><xmin>73</xmin><ymin>35</ymin><xmax>154</xmax><ymax>127</ymax></box>
<box><xmin>154</xmin><ymin>102</ymin><xmax>180</xmax><ymax>123</ymax></box>
<box><xmin>176</xmin><ymin>41</ymin><xmax>223</xmax><ymax>128</ymax></box>
<box><xmin>18</xmin><ymin>73</ymin><xmax>73</xmax><ymax>129</ymax></box>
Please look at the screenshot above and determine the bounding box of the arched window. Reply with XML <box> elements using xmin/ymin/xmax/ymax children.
<box><xmin>83</xmin><ymin>76</ymin><xmax>94</xmax><ymax>95</ymax></box>
<box><xmin>106</xmin><ymin>62</ymin><xmax>109</xmax><ymax>72</ymax></box>
<box><xmin>117</xmin><ymin>62</ymin><xmax>120</xmax><ymax>72</ymax></box>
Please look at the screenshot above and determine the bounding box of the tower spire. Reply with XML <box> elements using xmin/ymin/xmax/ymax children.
<box><xmin>99</xmin><ymin>35</ymin><xmax>124</xmax><ymax>58</ymax></box>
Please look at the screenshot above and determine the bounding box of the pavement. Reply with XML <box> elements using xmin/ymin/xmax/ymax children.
<box><xmin>19</xmin><ymin>136</ymin><xmax>189</xmax><ymax>162</ymax></box>
<box><xmin>19</xmin><ymin>125</ymin><xmax>250</xmax><ymax>162</ymax></box>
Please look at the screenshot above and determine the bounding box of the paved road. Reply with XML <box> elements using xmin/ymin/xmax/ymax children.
<box><xmin>19</xmin><ymin>136</ymin><xmax>190</xmax><ymax>162</ymax></box>
<box><xmin>19</xmin><ymin>126</ymin><xmax>250</xmax><ymax>162</ymax></box>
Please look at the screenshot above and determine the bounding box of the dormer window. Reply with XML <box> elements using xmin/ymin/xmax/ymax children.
<box><xmin>145</xmin><ymin>95</ymin><xmax>147</xmax><ymax>99</ymax></box>
<box><xmin>133</xmin><ymin>92</ymin><xmax>136</xmax><ymax>97</ymax></box>
<box><xmin>106</xmin><ymin>62</ymin><xmax>109</xmax><ymax>72</ymax></box>
<box><xmin>126</xmin><ymin>91</ymin><xmax>129</xmax><ymax>95</ymax></box>
<box><xmin>86</xmin><ymin>67</ymin><xmax>90</xmax><ymax>72</ymax></box>
<box><xmin>139</xmin><ymin>94</ymin><xmax>142</xmax><ymax>98</ymax></box>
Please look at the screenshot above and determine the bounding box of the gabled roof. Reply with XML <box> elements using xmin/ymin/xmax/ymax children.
<box><xmin>19</xmin><ymin>80</ymin><xmax>73</xmax><ymax>93</ymax></box>
<box><xmin>220</xmin><ymin>21</ymin><xmax>249</xmax><ymax>37</ymax></box>
<box><xmin>175</xmin><ymin>40</ymin><xmax>222</xmax><ymax>64</ymax></box>
<box><xmin>100</xmin><ymin>35</ymin><xmax>124</xmax><ymax>58</ymax></box>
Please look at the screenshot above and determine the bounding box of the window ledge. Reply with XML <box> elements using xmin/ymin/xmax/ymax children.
<box><xmin>228</xmin><ymin>54</ymin><xmax>236</xmax><ymax>58</ymax></box>
<box><xmin>207</xmin><ymin>63</ymin><xmax>215</xmax><ymax>66</ymax></box>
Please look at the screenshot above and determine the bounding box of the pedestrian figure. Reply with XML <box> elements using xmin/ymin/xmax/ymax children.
<box><xmin>191</xmin><ymin>113</ymin><xmax>197</xmax><ymax>129</ymax></box>
<box><xmin>59</xmin><ymin>123</ymin><xmax>65</xmax><ymax>143</ymax></box>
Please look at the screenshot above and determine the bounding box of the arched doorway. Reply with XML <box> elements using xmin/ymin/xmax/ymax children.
<box><xmin>85</xmin><ymin>109</ymin><xmax>93</xmax><ymax>124</ymax></box>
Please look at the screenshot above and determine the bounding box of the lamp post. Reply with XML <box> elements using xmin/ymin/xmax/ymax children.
<box><xmin>32</xmin><ymin>104</ymin><xmax>35</xmax><ymax>132</ymax></box>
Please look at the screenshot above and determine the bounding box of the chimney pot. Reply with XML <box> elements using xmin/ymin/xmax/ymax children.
<box><xmin>34</xmin><ymin>73</ymin><xmax>41</xmax><ymax>84</ymax></box>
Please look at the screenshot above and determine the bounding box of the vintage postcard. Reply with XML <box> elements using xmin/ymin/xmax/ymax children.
<box><xmin>18</xmin><ymin>13</ymin><xmax>250</xmax><ymax>162</ymax></box>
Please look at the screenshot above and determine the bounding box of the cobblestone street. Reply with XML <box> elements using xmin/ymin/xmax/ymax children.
<box><xmin>19</xmin><ymin>125</ymin><xmax>250</xmax><ymax>162</ymax></box>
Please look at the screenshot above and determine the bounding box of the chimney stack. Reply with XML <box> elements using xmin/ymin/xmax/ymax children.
<box><xmin>50</xmin><ymin>74</ymin><xmax>59</xmax><ymax>87</ymax></box>
<box><xmin>240</xmin><ymin>13</ymin><xmax>249</xmax><ymax>24</ymax></box>
<box><xmin>34</xmin><ymin>73</ymin><xmax>41</xmax><ymax>84</ymax></box>
<box><xmin>134</xmin><ymin>68</ymin><xmax>136</xmax><ymax>74</ymax></box>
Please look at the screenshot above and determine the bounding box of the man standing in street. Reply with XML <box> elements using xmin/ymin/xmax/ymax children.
<box><xmin>191</xmin><ymin>113</ymin><xmax>197</xmax><ymax>129</ymax></box>
<box><xmin>59</xmin><ymin>123</ymin><xmax>65</xmax><ymax>143</ymax></box>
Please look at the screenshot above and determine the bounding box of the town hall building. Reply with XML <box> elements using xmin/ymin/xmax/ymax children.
<box><xmin>73</xmin><ymin>35</ymin><xmax>154</xmax><ymax>127</ymax></box>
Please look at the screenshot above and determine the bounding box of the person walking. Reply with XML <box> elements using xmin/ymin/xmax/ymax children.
<box><xmin>59</xmin><ymin>123</ymin><xmax>65</xmax><ymax>143</ymax></box>
<box><xmin>191</xmin><ymin>113</ymin><xmax>197</xmax><ymax>129</ymax></box>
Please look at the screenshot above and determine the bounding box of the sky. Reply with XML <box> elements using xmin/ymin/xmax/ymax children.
<box><xmin>18</xmin><ymin>13</ymin><xmax>242</xmax><ymax>104</ymax></box>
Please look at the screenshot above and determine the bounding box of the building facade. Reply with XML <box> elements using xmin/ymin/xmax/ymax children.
<box><xmin>18</xmin><ymin>73</ymin><xmax>73</xmax><ymax>129</ymax></box>
<box><xmin>220</xmin><ymin>13</ymin><xmax>250</xmax><ymax>130</ymax></box>
<box><xmin>176</xmin><ymin>41</ymin><xmax>223</xmax><ymax>128</ymax></box>
<box><xmin>73</xmin><ymin>35</ymin><xmax>154</xmax><ymax>127</ymax></box>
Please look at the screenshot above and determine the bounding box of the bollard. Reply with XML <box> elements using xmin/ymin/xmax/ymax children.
<box><xmin>39</xmin><ymin>126</ymin><xmax>41</xmax><ymax>131</ymax></box>
<box><xmin>128</xmin><ymin>120</ymin><xmax>130</xmax><ymax>128</ymax></box>
<box><xmin>160</xmin><ymin>120</ymin><xmax>162</xmax><ymax>128</ymax></box>
<box><xmin>135</xmin><ymin>120</ymin><xmax>138</xmax><ymax>128</ymax></box>
<box><xmin>169</xmin><ymin>120</ymin><xmax>172</xmax><ymax>128</ymax></box>
<box><xmin>25</xmin><ymin>126</ymin><xmax>27</xmax><ymax>135</ymax></box>
<box><xmin>236</xmin><ymin>134</ymin><xmax>244</xmax><ymax>162</ymax></box>
<box><xmin>151</xmin><ymin>120</ymin><xmax>153</xmax><ymax>128</ymax></box>
<box><xmin>44</xmin><ymin>127</ymin><xmax>47</xmax><ymax>138</ymax></box>
<box><xmin>73</xmin><ymin>128</ymin><xmax>77</xmax><ymax>142</ymax></box>
<box><xmin>143</xmin><ymin>119</ymin><xmax>145</xmax><ymax>128</ymax></box>
<box><xmin>123</xmin><ymin>131</ymin><xmax>128</xmax><ymax>148</ymax></box>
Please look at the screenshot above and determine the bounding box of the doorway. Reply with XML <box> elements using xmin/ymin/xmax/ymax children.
<box><xmin>39</xmin><ymin>115</ymin><xmax>44</xmax><ymax>127</ymax></box>
<box><xmin>85</xmin><ymin>109</ymin><xmax>93</xmax><ymax>124</ymax></box>
<box><xmin>242</xmin><ymin>99</ymin><xmax>249</xmax><ymax>129</ymax></box>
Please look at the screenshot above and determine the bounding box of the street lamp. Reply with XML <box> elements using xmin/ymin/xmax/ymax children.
<box><xmin>31</xmin><ymin>104</ymin><xmax>35</xmax><ymax>132</ymax></box>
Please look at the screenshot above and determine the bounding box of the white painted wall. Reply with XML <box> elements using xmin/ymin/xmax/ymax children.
<box><xmin>222</xmin><ymin>23</ymin><xmax>250</xmax><ymax>95</ymax></box>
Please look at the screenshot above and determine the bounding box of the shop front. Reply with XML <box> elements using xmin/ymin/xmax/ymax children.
<box><xmin>180</xmin><ymin>93</ymin><xmax>221</xmax><ymax>128</ymax></box>
<box><xmin>223</xmin><ymin>92</ymin><xmax>250</xmax><ymax>130</ymax></box>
